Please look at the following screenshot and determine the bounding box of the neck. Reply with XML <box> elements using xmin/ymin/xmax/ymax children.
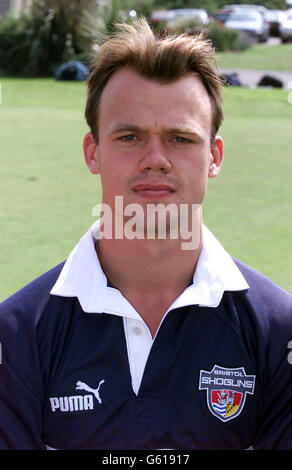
<box><xmin>98</xmin><ymin>235</ymin><xmax>201</xmax><ymax>288</ymax></box>
<box><xmin>95</xmin><ymin>212</ymin><xmax>203</xmax><ymax>336</ymax></box>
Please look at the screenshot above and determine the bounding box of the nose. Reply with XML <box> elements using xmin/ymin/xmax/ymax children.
<box><xmin>138</xmin><ymin>139</ymin><xmax>172</xmax><ymax>173</ymax></box>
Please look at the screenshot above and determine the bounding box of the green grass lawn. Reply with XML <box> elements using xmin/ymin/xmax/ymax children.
<box><xmin>216</xmin><ymin>42</ymin><xmax>292</xmax><ymax>71</ymax></box>
<box><xmin>0</xmin><ymin>77</ymin><xmax>292</xmax><ymax>300</ymax></box>
<box><xmin>204</xmin><ymin>86</ymin><xmax>292</xmax><ymax>293</ymax></box>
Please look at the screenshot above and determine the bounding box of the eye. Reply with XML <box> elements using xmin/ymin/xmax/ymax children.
<box><xmin>173</xmin><ymin>136</ymin><xmax>192</xmax><ymax>144</ymax></box>
<box><xmin>119</xmin><ymin>134</ymin><xmax>137</xmax><ymax>142</ymax></box>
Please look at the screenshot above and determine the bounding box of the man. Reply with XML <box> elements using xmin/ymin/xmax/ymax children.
<box><xmin>0</xmin><ymin>19</ymin><xmax>292</xmax><ymax>450</ymax></box>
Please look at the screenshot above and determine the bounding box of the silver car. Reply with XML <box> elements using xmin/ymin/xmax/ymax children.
<box><xmin>150</xmin><ymin>8</ymin><xmax>209</xmax><ymax>28</ymax></box>
<box><xmin>225</xmin><ymin>10</ymin><xmax>269</xmax><ymax>42</ymax></box>
<box><xmin>280</xmin><ymin>10</ymin><xmax>292</xmax><ymax>42</ymax></box>
<box><xmin>223</xmin><ymin>4</ymin><xmax>269</xmax><ymax>18</ymax></box>
<box><xmin>168</xmin><ymin>8</ymin><xmax>209</xmax><ymax>26</ymax></box>
<box><xmin>266</xmin><ymin>10</ymin><xmax>287</xmax><ymax>37</ymax></box>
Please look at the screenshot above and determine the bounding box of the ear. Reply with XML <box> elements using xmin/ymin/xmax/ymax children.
<box><xmin>208</xmin><ymin>136</ymin><xmax>224</xmax><ymax>179</ymax></box>
<box><xmin>83</xmin><ymin>132</ymin><xmax>100</xmax><ymax>175</ymax></box>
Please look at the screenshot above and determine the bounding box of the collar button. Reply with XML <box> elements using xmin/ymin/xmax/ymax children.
<box><xmin>133</xmin><ymin>326</ymin><xmax>143</xmax><ymax>335</ymax></box>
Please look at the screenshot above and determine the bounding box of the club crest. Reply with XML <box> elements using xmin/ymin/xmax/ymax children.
<box><xmin>199</xmin><ymin>364</ymin><xmax>256</xmax><ymax>422</ymax></box>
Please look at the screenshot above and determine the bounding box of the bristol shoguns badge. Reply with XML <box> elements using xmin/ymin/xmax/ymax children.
<box><xmin>199</xmin><ymin>365</ymin><xmax>256</xmax><ymax>422</ymax></box>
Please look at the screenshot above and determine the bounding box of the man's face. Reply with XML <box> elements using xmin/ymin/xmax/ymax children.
<box><xmin>84</xmin><ymin>68</ymin><xmax>223</xmax><ymax>233</ymax></box>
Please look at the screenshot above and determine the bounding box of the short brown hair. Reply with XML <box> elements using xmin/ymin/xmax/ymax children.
<box><xmin>85</xmin><ymin>18</ymin><xmax>223</xmax><ymax>144</ymax></box>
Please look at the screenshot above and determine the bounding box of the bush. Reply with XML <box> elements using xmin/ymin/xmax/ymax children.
<box><xmin>0</xmin><ymin>0</ymin><xmax>123</xmax><ymax>77</ymax></box>
<box><xmin>0</xmin><ymin>6</ymin><xmax>84</xmax><ymax>76</ymax></box>
<box><xmin>0</xmin><ymin>14</ymin><xmax>35</xmax><ymax>75</ymax></box>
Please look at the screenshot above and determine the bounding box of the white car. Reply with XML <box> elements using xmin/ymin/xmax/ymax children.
<box><xmin>223</xmin><ymin>4</ymin><xmax>269</xmax><ymax>23</ymax></box>
<box><xmin>150</xmin><ymin>10</ymin><xmax>177</xmax><ymax>26</ymax></box>
<box><xmin>223</xmin><ymin>4</ymin><xmax>268</xmax><ymax>15</ymax></box>
<box><xmin>265</xmin><ymin>10</ymin><xmax>287</xmax><ymax>36</ymax></box>
<box><xmin>165</xmin><ymin>8</ymin><xmax>209</xmax><ymax>30</ymax></box>
<box><xmin>225</xmin><ymin>10</ymin><xmax>269</xmax><ymax>42</ymax></box>
<box><xmin>280</xmin><ymin>10</ymin><xmax>292</xmax><ymax>42</ymax></box>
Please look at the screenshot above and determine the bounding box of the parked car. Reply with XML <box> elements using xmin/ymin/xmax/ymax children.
<box><xmin>280</xmin><ymin>10</ymin><xmax>292</xmax><ymax>42</ymax></box>
<box><xmin>224</xmin><ymin>4</ymin><xmax>270</xmax><ymax>24</ymax></box>
<box><xmin>225</xmin><ymin>10</ymin><xmax>269</xmax><ymax>42</ymax></box>
<box><xmin>212</xmin><ymin>8</ymin><xmax>234</xmax><ymax>25</ymax></box>
<box><xmin>167</xmin><ymin>8</ymin><xmax>209</xmax><ymax>27</ymax></box>
<box><xmin>150</xmin><ymin>9</ymin><xmax>209</xmax><ymax>29</ymax></box>
<box><xmin>223</xmin><ymin>4</ymin><xmax>268</xmax><ymax>15</ymax></box>
<box><xmin>150</xmin><ymin>10</ymin><xmax>176</xmax><ymax>27</ymax></box>
<box><xmin>266</xmin><ymin>10</ymin><xmax>287</xmax><ymax>36</ymax></box>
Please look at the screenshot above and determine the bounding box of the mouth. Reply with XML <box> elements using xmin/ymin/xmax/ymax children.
<box><xmin>132</xmin><ymin>182</ymin><xmax>176</xmax><ymax>199</ymax></box>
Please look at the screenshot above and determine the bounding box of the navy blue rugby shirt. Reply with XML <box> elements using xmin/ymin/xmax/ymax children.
<box><xmin>0</xmin><ymin>222</ymin><xmax>292</xmax><ymax>450</ymax></box>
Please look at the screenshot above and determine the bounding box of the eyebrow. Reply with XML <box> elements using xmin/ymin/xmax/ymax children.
<box><xmin>166</xmin><ymin>127</ymin><xmax>203</xmax><ymax>138</ymax></box>
<box><xmin>110</xmin><ymin>123</ymin><xmax>203</xmax><ymax>138</ymax></box>
<box><xmin>110</xmin><ymin>124</ymin><xmax>140</xmax><ymax>133</ymax></box>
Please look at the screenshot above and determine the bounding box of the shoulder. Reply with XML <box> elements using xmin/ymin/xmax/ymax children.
<box><xmin>231</xmin><ymin>258</ymin><xmax>292</xmax><ymax>361</ymax></box>
<box><xmin>0</xmin><ymin>261</ymin><xmax>66</xmax><ymax>329</ymax></box>
<box><xmin>233</xmin><ymin>257</ymin><xmax>292</xmax><ymax>310</ymax></box>
<box><xmin>0</xmin><ymin>262</ymin><xmax>84</xmax><ymax>395</ymax></box>
<box><xmin>0</xmin><ymin>261</ymin><xmax>81</xmax><ymax>387</ymax></box>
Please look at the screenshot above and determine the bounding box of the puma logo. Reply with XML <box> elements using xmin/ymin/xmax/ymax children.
<box><xmin>49</xmin><ymin>378</ymin><xmax>105</xmax><ymax>413</ymax></box>
<box><xmin>76</xmin><ymin>379</ymin><xmax>105</xmax><ymax>404</ymax></box>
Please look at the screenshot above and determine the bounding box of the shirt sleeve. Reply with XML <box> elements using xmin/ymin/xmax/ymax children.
<box><xmin>252</xmin><ymin>302</ymin><xmax>292</xmax><ymax>449</ymax></box>
<box><xmin>0</xmin><ymin>294</ymin><xmax>45</xmax><ymax>449</ymax></box>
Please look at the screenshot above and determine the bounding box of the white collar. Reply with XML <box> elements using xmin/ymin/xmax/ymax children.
<box><xmin>50</xmin><ymin>220</ymin><xmax>249</xmax><ymax>317</ymax></box>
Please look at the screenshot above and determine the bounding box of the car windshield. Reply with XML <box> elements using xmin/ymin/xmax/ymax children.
<box><xmin>228</xmin><ymin>12</ymin><xmax>259</xmax><ymax>22</ymax></box>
